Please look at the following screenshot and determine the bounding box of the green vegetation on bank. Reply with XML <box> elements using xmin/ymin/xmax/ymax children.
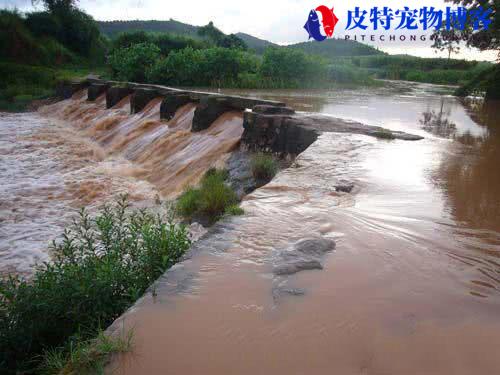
<box><xmin>0</xmin><ymin>196</ymin><xmax>191</xmax><ymax>374</ymax></box>
<box><xmin>455</xmin><ymin>63</ymin><xmax>500</xmax><ymax>99</ymax></box>
<box><xmin>105</xmin><ymin>29</ymin><xmax>493</xmax><ymax>89</ymax></box>
<box><xmin>41</xmin><ymin>330</ymin><xmax>133</xmax><ymax>375</ymax></box>
<box><xmin>251</xmin><ymin>153</ymin><xmax>278</xmax><ymax>183</ymax></box>
<box><xmin>338</xmin><ymin>54</ymin><xmax>493</xmax><ymax>86</ymax></box>
<box><xmin>0</xmin><ymin>62</ymin><xmax>106</xmax><ymax>111</ymax></box>
<box><xmin>0</xmin><ymin>4</ymin><xmax>107</xmax><ymax>111</ymax></box>
<box><xmin>107</xmin><ymin>33</ymin><xmax>376</xmax><ymax>88</ymax></box>
<box><xmin>1</xmin><ymin>0</ymin><xmax>498</xmax><ymax>111</ymax></box>
<box><xmin>176</xmin><ymin>168</ymin><xmax>242</xmax><ymax>223</ymax></box>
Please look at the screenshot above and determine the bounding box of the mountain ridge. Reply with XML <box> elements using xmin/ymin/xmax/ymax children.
<box><xmin>97</xmin><ymin>19</ymin><xmax>383</xmax><ymax>57</ymax></box>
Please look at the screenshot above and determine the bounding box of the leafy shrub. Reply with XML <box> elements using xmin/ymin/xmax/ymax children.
<box><xmin>24</xmin><ymin>8</ymin><xmax>103</xmax><ymax>58</ymax></box>
<box><xmin>108</xmin><ymin>42</ymin><xmax>160</xmax><ymax>82</ymax></box>
<box><xmin>112</xmin><ymin>30</ymin><xmax>152</xmax><ymax>51</ymax></box>
<box><xmin>0</xmin><ymin>10</ymin><xmax>46</xmax><ymax>63</ymax></box>
<box><xmin>147</xmin><ymin>47</ymin><xmax>206</xmax><ymax>86</ymax></box>
<box><xmin>25</xmin><ymin>11</ymin><xmax>62</xmax><ymax>38</ymax></box>
<box><xmin>176</xmin><ymin>169</ymin><xmax>240</xmax><ymax>222</ymax></box>
<box><xmin>327</xmin><ymin>64</ymin><xmax>374</xmax><ymax>85</ymax></box>
<box><xmin>0</xmin><ymin>62</ymin><xmax>100</xmax><ymax>111</ymax></box>
<box><xmin>147</xmin><ymin>47</ymin><xmax>249</xmax><ymax>87</ymax></box>
<box><xmin>111</xmin><ymin>31</ymin><xmax>205</xmax><ymax>57</ymax></box>
<box><xmin>0</xmin><ymin>196</ymin><xmax>190</xmax><ymax>373</ymax></box>
<box><xmin>152</xmin><ymin>33</ymin><xmax>205</xmax><ymax>55</ymax></box>
<box><xmin>251</xmin><ymin>153</ymin><xmax>278</xmax><ymax>182</ymax></box>
<box><xmin>259</xmin><ymin>47</ymin><xmax>328</xmax><ymax>88</ymax></box>
<box><xmin>455</xmin><ymin>63</ymin><xmax>500</xmax><ymax>99</ymax></box>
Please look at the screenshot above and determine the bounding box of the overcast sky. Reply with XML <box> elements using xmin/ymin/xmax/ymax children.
<box><xmin>1</xmin><ymin>0</ymin><xmax>496</xmax><ymax>61</ymax></box>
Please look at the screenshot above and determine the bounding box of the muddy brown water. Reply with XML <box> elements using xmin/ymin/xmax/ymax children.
<box><xmin>1</xmin><ymin>81</ymin><xmax>500</xmax><ymax>373</ymax></box>
<box><xmin>0</xmin><ymin>91</ymin><xmax>242</xmax><ymax>274</ymax></box>
<box><xmin>108</xmin><ymin>82</ymin><xmax>500</xmax><ymax>375</ymax></box>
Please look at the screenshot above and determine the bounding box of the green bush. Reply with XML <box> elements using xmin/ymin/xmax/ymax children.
<box><xmin>24</xmin><ymin>9</ymin><xmax>104</xmax><ymax>59</ymax></box>
<box><xmin>108</xmin><ymin>42</ymin><xmax>160</xmax><ymax>82</ymax></box>
<box><xmin>147</xmin><ymin>47</ymin><xmax>250</xmax><ymax>87</ymax></box>
<box><xmin>111</xmin><ymin>31</ymin><xmax>205</xmax><ymax>57</ymax></box>
<box><xmin>0</xmin><ymin>62</ymin><xmax>102</xmax><ymax>111</ymax></box>
<box><xmin>455</xmin><ymin>63</ymin><xmax>500</xmax><ymax>99</ymax></box>
<box><xmin>251</xmin><ymin>153</ymin><xmax>278</xmax><ymax>182</ymax></box>
<box><xmin>147</xmin><ymin>47</ymin><xmax>206</xmax><ymax>86</ymax></box>
<box><xmin>152</xmin><ymin>32</ymin><xmax>205</xmax><ymax>55</ymax></box>
<box><xmin>259</xmin><ymin>47</ymin><xmax>328</xmax><ymax>88</ymax></box>
<box><xmin>327</xmin><ymin>64</ymin><xmax>375</xmax><ymax>85</ymax></box>
<box><xmin>176</xmin><ymin>169</ymin><xmax>240</xmax><ymax>222</ymax></box>
<box><xmin>0</xmin><ymin>10</ymin><xmax>48</xmax><ymax>64</ymax></box>
<box><xmin>0</xmin><ymin>196</ymin><xmax>190</xmax><ymax>373</ymax></box>
<box><xmin>112</xmin><ymin>30</ymin><xmax>152</xmax><ymax>51</ymax></box>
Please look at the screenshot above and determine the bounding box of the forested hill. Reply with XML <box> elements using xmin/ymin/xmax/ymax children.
<box><xmin>235</xmin><ymin>32</ymin><xmax>278</xmax><ymax>53</ymax></box>
<box><xmin>97</xmin><ymin>20</ymin><xmax>382</xmax><ymax>57</ymax></box>
<box><xmin>98</xmin><ymin>19</ymin><xmax>199</xmax><ymax>38</ymax></box>
<box><xmin>289</xmin><ymin>38</ymin><xmax>385</xmax><ymax>57</ymax></box>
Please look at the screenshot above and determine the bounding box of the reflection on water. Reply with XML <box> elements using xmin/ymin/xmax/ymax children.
<box><xmin>108</xmin><ymin>82</ymin><xmax>500</xmax><ymax>375</ymax></box>
<box><xmin>419</xmin><ymin>98</ymin><xmax>457</xmax><ymax>138</ymax></box>
<box><xmin>433</xmin><ymin>100</ymin><xmax>500</xmax><ymax>299</ymax></box>
<box><xmin>438</xmin><ymin>99</ymin><xmax>500</xmax><ymax>231</ymax></box>
<box><xmin>213</xmin><ymin>81</ymin><xmax>487</xmax><ymax>139</ymax></box>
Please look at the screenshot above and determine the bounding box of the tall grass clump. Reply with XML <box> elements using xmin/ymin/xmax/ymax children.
<box><xmin>251</xmin><ymin>153</ymin><xmax>278</xmax><ymax>183</ymax></box>
<box><xmin>373</xmin><ymin>129</ymin><xmax>396</xmax><ymax>140</ymax></box>
<box><xmin>40</xmin><ymin>330</ymin><xmax>133</xmax><ymax>375</ymax></box>
<box><xmin>0</xmin><ymin>195</ymin><xmax>190</xmax><ymax>374</ymax></box>
<box><xmin>177</xmin><ymin>168</ymin><xmax>240</xmax><ymax>223</ymax></box>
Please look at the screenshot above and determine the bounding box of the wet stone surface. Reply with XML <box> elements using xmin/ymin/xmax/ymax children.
<box><xmin>335</xmin><ymin>182</ymin><xmax>355</xmax><ymax>193</ymax></box>
<box><xmin>273</xmin><ymin>237</ymin><xmax>336</xmax><ymax>276</ymax></box>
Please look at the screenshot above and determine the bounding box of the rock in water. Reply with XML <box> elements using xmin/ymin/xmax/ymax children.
<box><xmin>294</xmin><ymin>237</ymin><xmax>336</xmax><ymax>256</ymax></box>
<box><xmin>273</xmin><ymin>237</ymin><xmax>335</xmax><ymax>276</ymax></box>
<box><xmin>335</xmin><ymin>182</ymin><xmax>355</xmax><ymax>193</ymax></box>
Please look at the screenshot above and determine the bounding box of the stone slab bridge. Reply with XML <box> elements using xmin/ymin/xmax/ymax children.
<box><xmin>57</xmin><ymin>78</ymin><xmax>423</xmax><ymax>158</ymax></box>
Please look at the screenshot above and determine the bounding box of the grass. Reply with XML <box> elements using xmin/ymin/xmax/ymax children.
<box><xmin>225</xmin><ymin>205</ymin><xmax>244</xmax><ymax>216</ymax></box>
<box><xmin>373</xmin><ymin>129</ymin><xmax>396</xmax><ymax>140</ymax></box>
<box><xmin>251</xmin><ymin>153</ymin><xmax>278</xmax><ymax>183</ymax></box>
<box><xmin>176</xmin><ymin>168</ymin><xmax>241</xmax><ymax>223</ymax></box>
<box><xmin>0</xmin><ymin>195</ymin><xmax>190</xmax><ymax>374</ymax></box>
<box><xmin>40</xmin><ymin>330</ymin><xmax>133</xmax><ymax>375</ymax></box>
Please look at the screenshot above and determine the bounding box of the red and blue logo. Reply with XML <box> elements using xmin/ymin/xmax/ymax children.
<box><xmin>304</xmin><ymin>5</ymin><xmax>339</xmax><ymax>42</ymax></box>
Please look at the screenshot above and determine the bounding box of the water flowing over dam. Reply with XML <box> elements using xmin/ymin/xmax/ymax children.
<box><xmin>2</xmin><ymin>80</ymin><xmax>500</xmax><ymax>374</ymax></box>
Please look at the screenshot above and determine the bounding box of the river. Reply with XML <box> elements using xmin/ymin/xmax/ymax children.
<box><xmin>2</xmin><ymin>81</ymin><xmax>500</xmax><ymax>373</ymax></box>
